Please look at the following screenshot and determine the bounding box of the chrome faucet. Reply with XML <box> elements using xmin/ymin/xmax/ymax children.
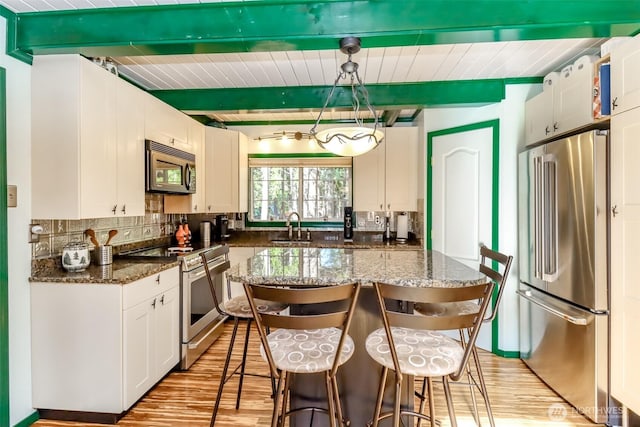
<box><xmin>286</xmin><ymin>211</ymin><xmax>301</xmax><ymax>240</ymax></box>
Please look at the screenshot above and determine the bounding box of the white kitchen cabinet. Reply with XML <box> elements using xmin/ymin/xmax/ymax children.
<box><xmin>610</xmin><ymin>107</ymin><xmax>640</xmax><ymax>415</ymax></box>
<box><xmin>123</xmin><ymin>281</ymin><xmax>179</xmax><ymax>408</ymax></box>
<box><xmin>610</xmin><ymin>35</ymin><xmax>640</xmax><ymax>116</ymax></box>
<box><xmin>31</xmin><ymin>54</ymin><xmax>145</xmax><ymax>219</ymax></box>
<box><xmin>205</xmin><ymin>127</ymin><xmax>249</xmax><ymax>213</ymax></box>
<box><xmin>144</xmin><ymin>93</ymin><xmax>192</xmax><ymax>153</ymax></box>
<box><xmin>524</xmin><ymin>57</ymin><xmax>595</xmax><ymax>145</ymax></box>
<box><xmin>163</xmin><ymin>120</ymin><xmax>207</xmax><ymax>214</ymax></box>
<box><xmin>353</xmin><ymin>127</ymin><xmax>418</xmax><ymax>212</ymax></box>
<box><xmin>31</xmin><ymin>267</ymin><xmax>180</xmax><ymax>415</ymax></box>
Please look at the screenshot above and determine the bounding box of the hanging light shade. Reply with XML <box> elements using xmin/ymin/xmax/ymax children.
<box><xmin>310</xmin><ymin>37</ymin><xmax>384</xmax><ymax>157</ymax></box>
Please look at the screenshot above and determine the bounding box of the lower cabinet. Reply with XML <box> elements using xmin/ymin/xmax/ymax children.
<box><xmin>31</xmin><ymin>267</ymin><xmax>180</xmax><ymax>416</ymax></box>
<box><xmin>123</xmin><ymin>285</ymin><xmax>179</xmax><ymax>409</ymax></box>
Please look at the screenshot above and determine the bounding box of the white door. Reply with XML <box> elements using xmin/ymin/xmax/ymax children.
<box><xmin>430</xmin><ymin>124</ymin><xmax>494</xmax><ymax>350</ymax></box>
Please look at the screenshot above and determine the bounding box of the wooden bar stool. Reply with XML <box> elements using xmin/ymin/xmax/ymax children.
<box><xmin>200</xmin><ymin>253</ymin><xmax>287</xmax><ymax>426</ymax></box>
<box><xmin>243</xmin><ymin>282</ymin><xmax>361</xmax><ymax>427</ymax></box>
<box><xmin>413</xmin><ymin>245</ymin><xmax>513</xmax><ymax>427</ymax></box>
<box><xmin>366</xmin><ymin>280</ymin><xmax>495</xmax><ymax>427</ymax></box>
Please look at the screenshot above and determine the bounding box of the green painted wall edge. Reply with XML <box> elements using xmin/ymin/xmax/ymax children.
<box><xmin>0</xmin><ymin>67</ymin><xmax>9</xmax><ymax>427</ymax></box>
<box><xmin>11</xmin><ymin>1</ymin><xmax>640</xmax><ymax>57</ymax></box>
<box><xmin>14</xmin><ymin>411</ymin><xmax>39</xmax><ymax>427</ymax></box>
<box><xmin>494</xmin><ymin>349</ymin><xmax>520</xmax><ymax>359</ymax></box>
<box><xmin>426</xmin><ymin>118</ymin><xmax>504</xmax><ymax>355</ymax></box>
<box><xmin>151</xmin><ymin>79</ymin><xmax>506</xmax><ymax>112</ymax></box>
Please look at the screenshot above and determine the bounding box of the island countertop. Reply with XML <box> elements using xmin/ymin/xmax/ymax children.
<box><xmin>227</xmin><ymin>247</ymin><xmax>486</xmax><ymax>287</ymax></box>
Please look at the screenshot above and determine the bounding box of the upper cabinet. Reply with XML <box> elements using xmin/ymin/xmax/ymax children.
<box><xmin>525</xmin><ymin>56</ymin><xmax>596</xmax><ymax>145</ymax></box>
<box><xmin>353</xmin><ymin>127</ymin><xmax>418</xmax><ymax>212</ymax></box>
<box><xmin>611</xmin><ymin>36</ymin><xmax>640</xmax><ymax>116</ymax></box>
<box><xmin>144</xmin><ymin>94</ymin><xmax>192</xmax><ymax>153</ymax></box>
<box><xmin>32</xmin><ymin>55</ymin><xmax>145</xmax><ymax>219</ymax></box>
<box><xmin>204</xmin><ymin>127</ymin><xmax>248</xmax><ymax>213</ymax></box>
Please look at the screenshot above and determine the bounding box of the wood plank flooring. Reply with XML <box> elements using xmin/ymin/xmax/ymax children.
<box><xmin>34</xmin><ymin>322</ymin><xmax>602</xmax><ymax>427</ymax></box>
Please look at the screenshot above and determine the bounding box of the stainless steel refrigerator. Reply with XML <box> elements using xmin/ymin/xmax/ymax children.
<box><xmin>518</xmin><ymin>128</ymin><xmax>610</xmax><ymax>424</ymax></box>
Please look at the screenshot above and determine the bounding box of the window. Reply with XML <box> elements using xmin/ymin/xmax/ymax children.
<box><xmin>249</xmin><ymin>156</ymin><xmax>352</xmax><ymax>223</ymax></box>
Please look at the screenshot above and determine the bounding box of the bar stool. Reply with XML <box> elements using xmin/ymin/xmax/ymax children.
<box><xmin>243</xmin><ymin>281</ymin><xmax>361</xmax><ymax>427</ymax></box>
<box><xmin>413</xmin><ymin>245</ymin><xmax>513</xmax><ymax>427</ymax></box>
<box><xmin>200</xmin><ymin>253</ymin><xmax>287</xmax><ymax>427</ymax></box>
<box><xmin>366</xmin><ymin>280</ymin><xmax>495</xmax><ymax>427</ymax></box>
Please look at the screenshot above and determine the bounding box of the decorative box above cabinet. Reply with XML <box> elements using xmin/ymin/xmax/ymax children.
<box><xmin>31</xmin><ymin>54</ymin><xmax>145</xmax><ymax>219</ymax></box>
<box><xmin>525</xmin><ymin>56</ymin><xmax>596</xmax><ymax>145</ymax></box>
<box><xmin>204</xmin><ymin>127</ymin><xmax>248</xmax><ymax>213</ymax></box>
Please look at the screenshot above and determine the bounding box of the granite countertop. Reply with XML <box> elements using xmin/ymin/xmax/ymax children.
<box><xmin>30</xmin><ymin>258</ymin><xmax>180</xmax><ymax>285</ymax></box>
<box><xmin>228</xmin><ymin>247</ymin><xmax>486</xmax><ymax>288</ymax></box>
<box><xmin>225</xmin><ymin>230</ymin><xmax>422</xmax><ymax>250</ymax></box>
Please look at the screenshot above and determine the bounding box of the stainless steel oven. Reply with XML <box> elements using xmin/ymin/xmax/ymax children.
<box><xmin>180</xmin><ymin>245</ymin><xmax>230</xmax><ymax>370</ymax></box>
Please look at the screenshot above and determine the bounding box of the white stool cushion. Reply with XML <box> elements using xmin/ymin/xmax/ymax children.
<box><xmin>414</xmin><ymin>301</ymin><xmax>480</xmax><ymax>317</ymax></box>
<box><xmin>365</xmin><ymin>327</ymin><xmax>464</xmax><ymax>377</ymax></box>
<box><xmin>223</xmin><ymin>296</ymin><xmax>286</xmax><ymax>319</ymax></box>
<box><xmin>260</xmin><ymin>327</ymin><xmax>354</xmax><ymax>374</ymax></box>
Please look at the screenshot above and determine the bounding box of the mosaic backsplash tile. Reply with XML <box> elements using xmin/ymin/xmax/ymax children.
<box><xmin>31</xmin><ymin>194</ymin><xmax>176</xmax><ymax>259</ymax></box>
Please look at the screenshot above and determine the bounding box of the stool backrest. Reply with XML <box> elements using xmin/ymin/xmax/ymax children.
<box><xmin>478</xmin><ymin>244</ymin><xmax>513</xmax><ymax>322</ymax></box>
<box><xmin>373</xmin><ymin>280</ymin><xmax>494</xmax><ymax>382</ymax></box>
<box><xmin>244</xmin><ymin>282</ymin><xmax>361</xmax><ymax>378</ymax></box>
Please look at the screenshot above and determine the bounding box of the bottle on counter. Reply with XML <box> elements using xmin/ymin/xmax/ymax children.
<box><xmin>183</xmin><ymin>223</ymin><xmax>191</xmax><ymax>244</ymax></box>
<box><xmin>176</xmin><ymin>224</ymin><xmax>186</xmax><ymax>246</ymax></box>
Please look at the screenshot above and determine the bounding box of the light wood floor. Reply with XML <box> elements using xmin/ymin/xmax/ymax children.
<box><xmin>34</xmin><ymin>322</ymin><xmax>603</xmax><ymax>427</ymax></box>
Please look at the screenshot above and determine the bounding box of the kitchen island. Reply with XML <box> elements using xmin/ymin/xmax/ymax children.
<box><xmin>227</xmin><ymin>247</ymin><xmax>487</xmax><ymax>427</ymax></box>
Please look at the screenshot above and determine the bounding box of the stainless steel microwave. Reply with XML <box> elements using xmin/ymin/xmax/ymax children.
<box><xmin>145</xmin><ymin>139</ymin><xmax>196</xmax><ymax>194</ymax></box>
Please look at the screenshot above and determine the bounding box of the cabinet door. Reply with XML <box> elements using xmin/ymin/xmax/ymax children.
<box><xmin>116</xmin><ymin>78</ymin><xmax>146</xmax><ymax>217</ymax></box>
<box><xmin>385</xmin><ymin>127</ymin><xmax>418</xmax><ymax>212</ymax></box>
<box><xmin>205</xmin><ymin>127</ymin><xmax>240</xmax><ymax>213</ymax></box>
<box><xmin>123</xmin><ymin>298</ymin><xmax>154</xmax><ymax>409</ymax></box>
<box><xmin>553</xmin><ymin>61</ymin><xmax>594</xmax><ymax>133</ymax></box>
<box><xmin>190</xmin><ymin>120</ymin><xmax>207</xmax><ymax>213</ymax></box>
<box><xmin>144</xmin><ymin>94</ymin><xmax>190</xmax><ymax>149</ymax></box>
<box><xmin>611</xmin><ymin>36</ymin><xmax>640</xmax><ymax>115</ymax></box>
<box><xmin>610</xmin><ymin>109</ymin><xmax>640</xmax><ymax>414</ymax></box>
<box><xmin>79</xmin><ymin>58</ymin><xmax>118</xmax><ymax>218</ymax></box>
<box><xmin>154</xmin><ymin>286</ymin><xmax>180</xmax><ymax>377</ymax></box>
<box><xmin>353</xmin><ymin>140</ymin><xmax>385</xmax><ymax>211</ymax></box>
<box><xmin>525</xmin><ymin>90</ymin><xmax>554</xmax><ymax>144</ymax></box>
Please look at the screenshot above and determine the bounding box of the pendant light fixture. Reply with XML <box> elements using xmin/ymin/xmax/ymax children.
<box><xmin>310</xmin><ymin>37</ymin><xmax>384</xmax><ymax>157</ymax></box>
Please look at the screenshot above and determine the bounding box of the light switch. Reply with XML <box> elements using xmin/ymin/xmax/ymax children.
<box><xmin>7</xmin><ymin>185</ymin><xmax>17</xmax><ymax>208</ymax></box>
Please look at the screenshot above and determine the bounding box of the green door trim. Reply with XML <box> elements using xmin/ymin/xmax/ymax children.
<box><xmin>0</xmin><ymin>66</ymin><xmax>9</xmax><ymax>426</ymax></box>
<box><xmin>426</xmin><ymin>118</ymin><xmax>514</xmax><ymax>357</ymax></box>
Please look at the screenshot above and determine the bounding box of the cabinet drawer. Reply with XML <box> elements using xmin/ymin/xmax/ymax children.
<box><xmin>123</xmin><ymin>267</ymin><xmax>179</xmax><ymax>310</ymax></box>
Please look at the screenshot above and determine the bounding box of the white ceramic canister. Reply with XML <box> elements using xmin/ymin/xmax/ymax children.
<box><xmin>61</xmin><ymin>241</ymin><xmax>90</xmax><ymax>272</ymax></box>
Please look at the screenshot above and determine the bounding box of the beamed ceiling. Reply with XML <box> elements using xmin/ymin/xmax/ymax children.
<box><xmin>1</xmin><ymin>0</ymin><xmax>640</xmax><ymax>126</ymax></box>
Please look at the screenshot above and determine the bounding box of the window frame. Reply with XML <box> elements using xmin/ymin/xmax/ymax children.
<box><xmin>246</xmin><ymin>153</ymin><xmax>353</xmax><ymax>228</ymax></box>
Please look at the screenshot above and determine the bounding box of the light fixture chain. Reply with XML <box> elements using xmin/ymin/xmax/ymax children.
<box><xmin>354</xmin><ymin>69</ymin><xmax>379</xmax><ymax>131</ymax></box>
<box><xmin>310</xmin><ymin>70</ymin><xmax>345</xmax><ymax>135</ymax></box>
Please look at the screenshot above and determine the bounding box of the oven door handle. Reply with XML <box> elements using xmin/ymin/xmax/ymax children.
<box><xmin>188</xmin><ymin>260</ymin><xmax>230</xmax><ymax>281</ymax></box>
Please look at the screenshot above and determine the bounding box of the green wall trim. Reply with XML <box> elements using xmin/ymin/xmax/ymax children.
<box><xmin>504</xmin><ymin>77</ymin><xmax>544</xmax><ymax>85</ymax></box>
<box><xmin>11</xmin><ymin>1</ymin><xmax>640</xmax><ymax>57</ymax></box>
<box><xmin>426</xmin><ymin>118</ymin><xmax>503</xmax><ymax>355</ymax></box>
<box><xmin>14</xmin><ymin>411</ymin><xmax>39</xmax><ymax>427</ymax></box>
<box><xmin>493</xmin><ymin>350</ymin><xmax>520</xmax><ymax>359</ymax></box>
<box><xmin>0</xmin><ymin>67</ymin><xmax>9</xmax><ymax>427</ymax></box>
<box><xmin>151</xmin><ymin>79</ymin><xmax>506</xmax><ymax>112</ymax></box>
<box><xmin>249</xmin><ymin>153</ymin><xmax>341</xmax><ymax>159</ymax></box>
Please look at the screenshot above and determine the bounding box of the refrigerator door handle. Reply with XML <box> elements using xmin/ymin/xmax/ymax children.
<box><xmin>517</xmin><ymin>289</ymin><xmax>588</xmax><ymax>325</ymax></box>
<box><xmin>533</xmin><ymin>156</ymin><xmax>543</xmax><ymax>279</ymax></box>
<box><xmin>542</xmin><ymin>154</ymin><xmax>559</xmax><ymax>281</ymax></box>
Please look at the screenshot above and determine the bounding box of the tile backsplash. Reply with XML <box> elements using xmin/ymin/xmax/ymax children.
<box><xmin>31</xmin><ymin>194</ymin><xmax>175</xmax><ymax>259</ymax></box>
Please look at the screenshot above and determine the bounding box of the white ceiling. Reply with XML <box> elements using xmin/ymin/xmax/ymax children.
<box><xmin>0</xmin><ymin>0</ymin><xmax>610</xmax><ymax>124</ymax></box>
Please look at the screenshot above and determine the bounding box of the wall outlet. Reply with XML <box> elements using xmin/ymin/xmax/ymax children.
<box><xmin>375</xmin><ymin>215</ymin><xmax>381</xmax><ymax>225</ymax></box>
<box><xmin>367</xmin><ymin>211</ymin><xmax>375</xmax><ymax>221</ymax></box>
